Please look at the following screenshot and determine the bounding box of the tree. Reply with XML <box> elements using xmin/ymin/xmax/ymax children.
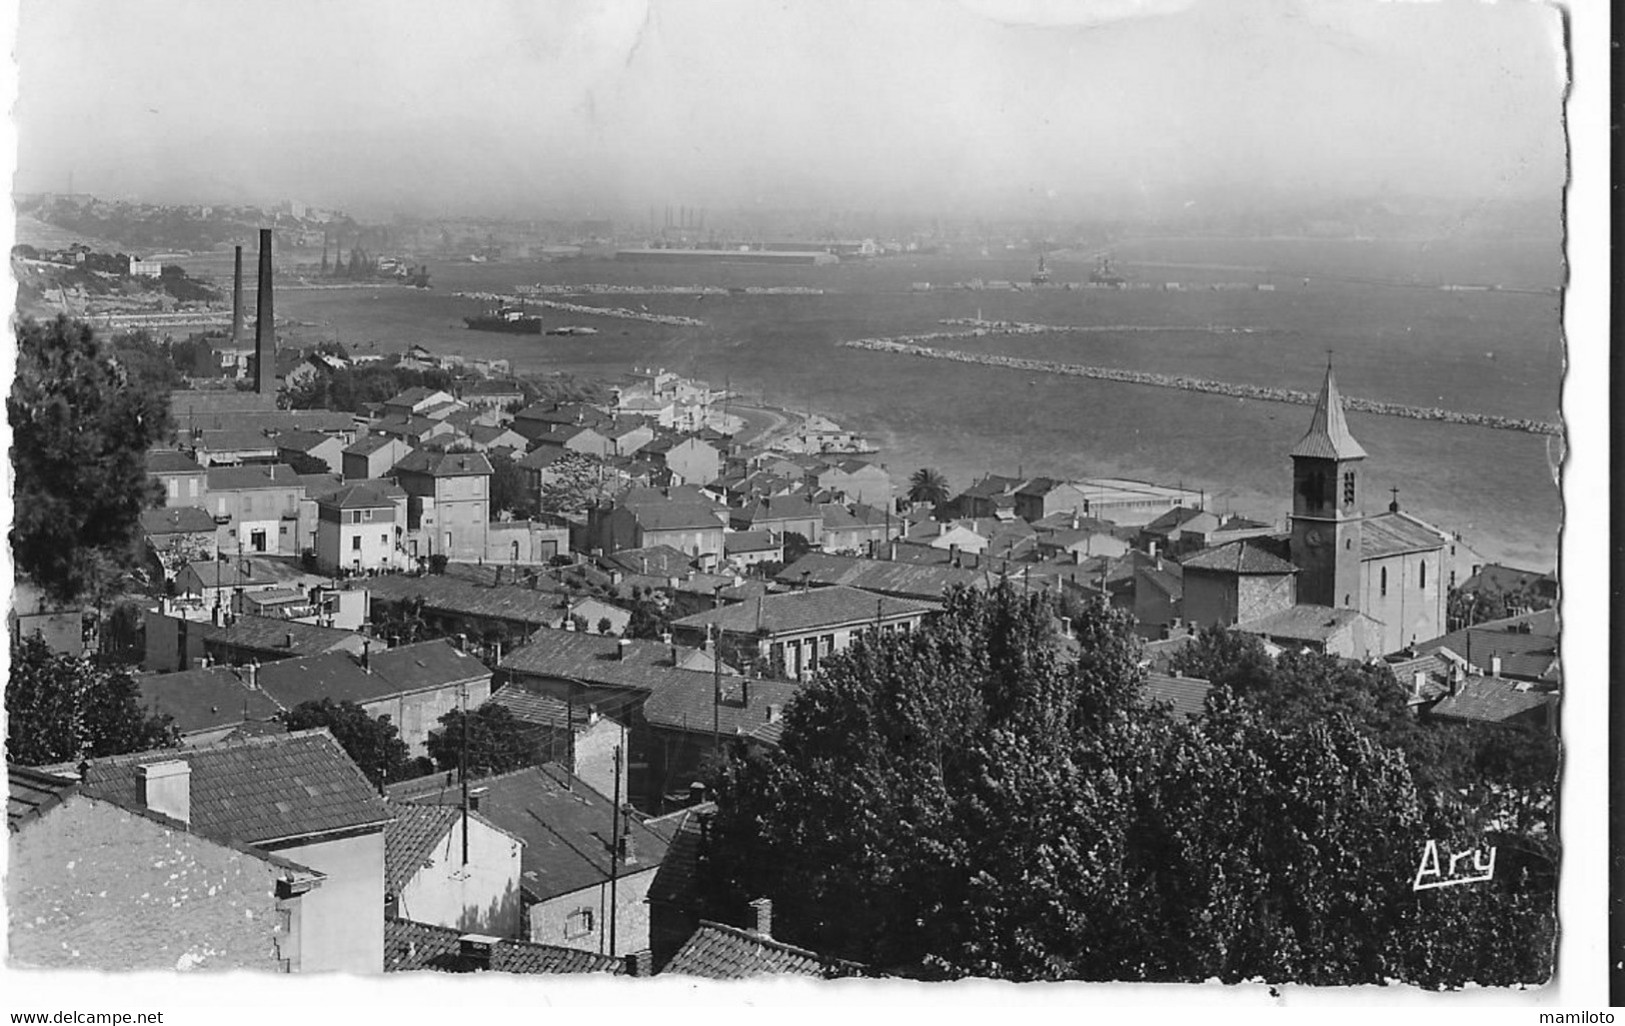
<box><xmin>426</xmin><ymin>702</ymin><xmax>534</xmax><ymax>778</ymax></box>
<box><xmin>6</xmin><ymin>635</ymin><xmax>181</xmax><ymax>765</ymax></box>
<box><xmin>10</xmin><ymin>317</ymin><xmax>175</xmax><ymax>603</ymax></box>
<box><xmin>488</xmin><ymin>451</ymin><xmax>539</xmax><ymax>520</ymax></box>
<box><xmin>700</xmin><ymin>583</ymin><xmax>1553</xmax><ymax>986</ymax></box>
<box><xmin>906</xmin><ymin>466</ymin><xmax>950</xmax><ymax>508</ymax></box>
<box><xmin>625</xmin><ymin>590</ymin><xmax>672</xmax><ymax>640</ymax></box>
<box><xmin>282</xmin><ymin>698</ymin><xmax>414</xmax><ymax>788</ymax></box>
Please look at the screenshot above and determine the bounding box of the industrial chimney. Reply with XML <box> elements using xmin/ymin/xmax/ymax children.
<box><xmin>231</xmin><ymin>245</ymin><xmax>244</xmax><ymax>342</ymax></box>
<box><xmin>254</xmin><ymin>228</ymin><xmax>274</xmax><ymax>394</ymax></box>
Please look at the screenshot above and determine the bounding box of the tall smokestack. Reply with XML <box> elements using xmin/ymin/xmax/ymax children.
<box><xmin>230</xmin><ymin>245</ymin><xmax>244</xmax><ymax>342</ymax></box>
<box><xmin>254</xmin><ymin>228</ymin><xmax>274</xmax><ymax>394</ymax></box>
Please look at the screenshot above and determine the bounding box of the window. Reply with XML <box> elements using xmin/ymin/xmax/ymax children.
<box><xmin>351</xmin><ymin>511</ymin><xmax>363</xmax><ymax>525</ymax></box>
<box><xmin>188</xmin><ymin>479</ymin><xmax>199</xmax><ymax>497</ymax></box>
<box><xmin>243</xmin><ymin>495</ymin><xmax>254</xmax><ymax>514</ymax></box>
<box><xmin>1342</xmin><ymin>471</ymin><xmax>1355</xmax><ymax>505</ymax></box>
<box><xmin>352</xmin><ymin>536</ymin><xmax>362</xmax><ymax>551</ymax></box>
<box><xmin>363</xmin><ymin>509</ymin><xmax>374</xmax><ymax>521</ymax></box>
<box><xmin>167</xmin><ymin>479</ymin><xmax>178</xmax><ymax>499</ymax></box>
<box><xmin>566</xmin><ymin>908</ymin><xmax>594</xmax><ymax>938</ymax></box>
<box><xmin>1380</xmin><ymin>567</ymin><xmax>1387</xmax><ymax>596</ymax></box>
<box><xmin>1420</xmin><ymin>562</ymin><xmax>1427</xmax><ymax>589</ymax></box>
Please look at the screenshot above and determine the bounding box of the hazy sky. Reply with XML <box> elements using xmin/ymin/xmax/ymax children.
<box><xmin>13</xmin><ymin>0</ymin><xmax>1566</xmax><ymax>219</ymax></box>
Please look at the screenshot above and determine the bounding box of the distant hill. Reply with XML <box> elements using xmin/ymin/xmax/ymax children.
<box><xmin>12</xmin><ymin>214</ymin><xmax>129</xmax><ymax>255</ymax></box>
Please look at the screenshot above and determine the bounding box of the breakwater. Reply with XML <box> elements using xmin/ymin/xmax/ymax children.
<box><xmin>518</xmin><ymin>283</ymin><xmax>823</xmax><ymax>297</ymax></box>
<box><xmin>938</xmin><ymin>318</ymin><xmax>1275</xmax><ymax>335</ymax></box>
<box><xmin>456</xmin><ymin>291</ymin><xmax>706</xmax><ymax>327</ymax></box>
<box><xmin>842</xmin><ymin>335</ymin><xmax>1562</xmax><ymax>437</ymax></box>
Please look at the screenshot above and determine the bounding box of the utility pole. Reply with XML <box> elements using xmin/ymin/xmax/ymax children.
<box><xmin>608</xmin><ymin>744</ymin><xmax>622</xmax><ymax>957</ymax></box>
<box><xmin>711</xmin><ymin>622</ymin><xmax>722</xmax><ymax>754</ymax></box>
<box><xmin>460</xmin><ymin>681</ymin><xmax>469</xmax><ymax>865</ymax></box>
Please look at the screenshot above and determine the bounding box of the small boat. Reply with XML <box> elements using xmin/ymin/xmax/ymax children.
<box><xmin>465</xmin><ymin>304</ymin><xmax>542</xmax><ymax>334</ymax></box>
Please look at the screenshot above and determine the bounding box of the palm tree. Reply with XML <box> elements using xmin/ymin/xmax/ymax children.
<box><xmin>907</xmin><ymin>467</ymin><xmax>950</xmax><ymax>508</ymax></box>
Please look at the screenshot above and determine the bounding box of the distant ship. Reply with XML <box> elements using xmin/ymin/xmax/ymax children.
<box><xmin>546</xmin><ymin>325</ymin><xmax>598</xmax><ymax>336</ymax></box>
<box><xmin>1031</xmin><ymin>253</ymin><xmax>1052</xmax><ymax>286</ymax></box>
<box><xmin>465</xmin><ymin>304</ymin><xmax>542</xmax><ymax>334</ymax></box>
<box><xmin>1089</xmin><ymin>255</ymin><xmax>1126</xmax><ymax>287</ymax></box>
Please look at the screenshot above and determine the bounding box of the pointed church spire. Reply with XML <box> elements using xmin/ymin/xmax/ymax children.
<box><xmin>1290</xmin><ymin>362</ymin><xmax>1367</xmax><ymax>460</ymax></box>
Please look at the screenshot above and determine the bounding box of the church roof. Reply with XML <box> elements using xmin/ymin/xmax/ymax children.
<box><xmin>1290</xmin><ymin>365</ymin><xmax>1367</xmax><ymax>461</ymax></box>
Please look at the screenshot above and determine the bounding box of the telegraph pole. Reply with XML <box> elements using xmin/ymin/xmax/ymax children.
<box><xmin>608</xmin><ymin>744</ymin><xmax>622</xmax><ymax>957</ymax></box>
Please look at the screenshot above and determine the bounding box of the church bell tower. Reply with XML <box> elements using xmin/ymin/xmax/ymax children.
<box><xmin>1289</xmin><ymin>363</ymin><xmax>1366</xmax><ymax>609</ymax></box>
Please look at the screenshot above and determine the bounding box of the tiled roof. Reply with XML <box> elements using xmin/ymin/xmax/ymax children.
<box><xmin>74</xmin><ymin>728</ymin><xmax>392</xmax><ymax>845</ymax></box>
<box><xmin>1463</xmin><ymin>563</ymin><xmax>1558</xmax><ymax>595</ymax></box>
<box><xmin>500</xmin><ymin>628</ymin><xmax>726</xmax><ymax>693</ymax></box>
<box><xmin>167</xmin><ymin>389</ymin><xmax>278</xmax><ymax>417</ymax></box>
<box><xmin>630</xmin><ymin>502</ymin><xmax>729</xmax><ymax>533</ymax></box>
<box><xmin>601</xmin><ymin>544</ymin><xmax>695</xmax><ymax>578</ymax></box>
<box><xmin>317</xmin><ymin>482</ymin><xmax>398</xmax><ymax>510</ymax></box>
<box><xmin>958</xmin><ymin>474</ymin><xmax>1025</xmax><ymax>499</ymax></box>
<box><xmin>385</xmin><ymin>805</ymin><xmax>462</xmax><ymax>895</ymax></box>
<box><xmin>392</xmin><ymin>450</ymin><xmax>493</xmax><ymax>478</ymax></box>
<box><xmin>369</xmin><ymin>639</ymin><xmax>491</xmax><ymax>693</ymax></box>
<box><xmin>1143</xmin><ymin>505</ymin><xmax>1216</xmax><ymax>533</ymax></box>
<box><xmin>182</xmin><ymin>558</ymin><xmax>307</xmax><ymax>589</ymax></box>
<box><xmin>7</xmin><ymin>765</ymin><xmax>79</xmax><ymax>831</ymax></box>
<box><xmin>645</xmin><ymin>802</ymin><xmax>715</xmax><ymax>910</ymax></box>
<box><xmin>392</xmin><ymin>764</ymin><xmax>668</xmax><ymax>902</ymax></box>
<box><xmin>1141</xmin><ymin>673</ymin><xmax>1213</xmax><ymax>719</ymax></box>
<box><xmin>642</xmin><ymin>675</ymin><xmax>800</xmax><ymax>738</ymax></box>
<box><xmin>385</xmin><ymin>387</ymin><xmax>442</xmax><ymax>408</ymax></box>
<box><xmin>1236</xmin><ymin>605</ymin><xmax>1371</xmax><ymax>643</ymax></box>
<box><xmin>1135</xmin><ymin>563</ymin><xmax>1185</xmax><ymax>599</ymax></box>
<box><xmin>141</xmin><ymin>506</ymin><xmax>217</xmax><ymax>536</ymax></box>
<box><xmin>345</xmin><ymin>434</ymin><xmax>407</xmax><ymax>457</ymax></box>
<box><xmin>1415</xmin><ymin>615</ymin><xmax>1560</xmax><ymax>683</ymax></box>
<box><xmin>385</xmin><ymin>918</ymin><xmax>624</xmax><ymax>974</ymax></box>
<box><xmin>672</xmin><ymin>586</ymin><xmax>935</xmax><ymax>637</ymax></box>
<box><xmin>1289</xmin><ymin>365</ymin><xmax>1367</xmax><ymax>460</ymax></box>
<box><xmin>365</xmin><ymin>572</ymin><xmax>574</xmax><ymax>626</ymax></box>
<box><xmin>486</xmin><ymin>687</ymin><xmax>600</xmax><ymax>731</ymax></box>
<box><xmin>459</xmin><ymin>379</ymin><xmax>524</xmax><ymax>397</ymax></box>
<box><xmin>1360</xmin><ymin>511</ymin><xmax>1446</xmax><ymax>560</ymax></box>
<box><xmin>1180</xmin><ymin>540</ymin><xmax>1298</xmax><ymax>575</ymax></box>
<box><xmin>205</xmin><ymin>463</ymin><xmax>303</xmax><ymax>491</ymax></box>
<box><xmin>145</xmin><ymin>450</ymin><xmax>205</xmax><ymax>474</ymax></box>
<box><xmin>276</xmin><ymin>430</ymin><xmax>341</xmax><ymax>455</ymax></box>
<box><xmin>663</xmin><ymin>920</ymin><xmax>854</xmax><ymax>979</ymax></box>
<box><xmin>256</xmin><ymin>640</ymin><xmax>486</xmax><ymax>709</ymax></box>
<box><xmin>1429</xmin><ymin>676</ymin><xmax>1556</xmax><ymax>725</ymax></box>
<box><xmin>775</xmin><ymin>553</ymin><xmax>982</xmax><ymax>602</ymax></box>
<box><xmin>725</xmin><ymin>531</ymin><xmax>781</xmax><ymax>554</ymax></box>
<box><xmin>209</xmin><ymin>615</ymin><xmax>364</xmax><ymax>659</ymax></box>
<box><xmin>136</xmin><ymin>666</ymin><xmax>285</xmax><ymax>735</ymax></box>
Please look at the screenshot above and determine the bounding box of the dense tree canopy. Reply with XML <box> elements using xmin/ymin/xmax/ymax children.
<box><xmin>10</xmin><ymin>317</ymin><xmax>175</xmax><ymax>604</ymax></box>
<box><xmin>427</xmin><ymin>702</ymin><xmax>534</xmax><ymax>778</ymax></box>
<box><xmin>282</xmin><ymin>698</ymin><xmax>416</xmax><ymax>787</ymax></box>
<box><xmin>6</xmin><ymin>635</ymin><xmax>180</xmax><ymax>765</ymax></box>
<box><xmin>700</xmin><ymin>584</ymin><xmax>1555</xmax><ymax>987</ymax></box>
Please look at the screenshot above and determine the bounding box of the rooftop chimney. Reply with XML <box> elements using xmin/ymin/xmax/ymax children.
<box><xmin>139</xmin><ymin>760</ymin><xmax>192</xmax><ymax>824</ymax></box>
<box><xmin>749</xmin><ymin>897</ymin><xmax>774</xmax><ymax>938</ymax></box>
<box><xmin>616</xmin><ymin>638</ymin><xmax>631</xmax><ymax>661</ymax></box>
<box><xmin>1412</xmin><ymin>670</ymin><xmax>1428</xmax><ymax>699</ymax></box>
<box><xmin>458</xmin><ymin>935</ymin><xmax>498</xmax><ymax>971</ymax></box>
<box><xmin>766</xmin><ymin>703</ymin><xmax>782</xmax><ymax>723</ymax></box>
<box><xmin>284</xmin><ymin>631</ymin><xmax>295</xmax><ymax>649</ymax></box>
<box><xmin>1490</xmin><ymin>653</ymin><xmax>1502</xmax><ymax>678</ymax></box>
<box><xmin>230</xmin><ymin>244</ymin><xmax>244</xmax><ymax>342</ymax></box>
<box><xmin>689</xmin><ymin>781</ymin><xmax>708</xmax><ymax>806</ymax></box>
<box><xmin>624</xmin><ymin>950</ymin><xmax>654</xmax><ymax>978</ymax></box>
<box><xmin>254</xmin><ymin>228</ymin><xmax>274</xmax><ymax>395</ymax></box>
<box><xmin>361</xmin><ymin>639</ymin><xmax>372</xmax><ymax>671</ymax></box>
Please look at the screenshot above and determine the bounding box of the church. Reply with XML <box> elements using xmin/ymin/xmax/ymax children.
<box><xmin>1183</xmin><ymin>364</ymin><xmax>1450</xmax><ymax>659</ymax></box>
<box><xmin>1284</xmin><ymin>364</ymin><xmax>1448</xmax><ymax>657</ymax></box>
